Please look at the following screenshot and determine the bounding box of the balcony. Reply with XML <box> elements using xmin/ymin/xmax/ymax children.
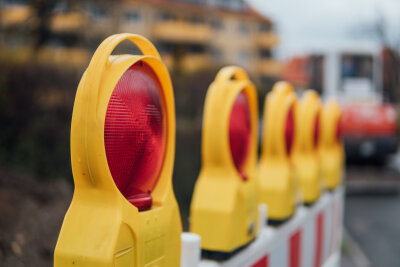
<box><xmin>181</xmin><ymin>54</ymin><xmax>213</xmax><ymax>72</ymax></box>
<box><xmin>160</xmin><ymin>53</ymin><xmax>212</xmax><ymax>72</ymax></box>
<box><xmin>254</xmin><ymin>59</ymin><xmax>283</xmax><ymax>77</ymax></box>
<box><xmin>254</xmin><ymin>33</ymin><xmax>279</xmax><ymax>48</ymax></box>
<box><xmin>152</xmin><ymin>21</ymin><xmax>212</xmax><ymax>44</ymax></box>
<box><xmin>0</xmin><ymin>5</ymin><xmax>32</xmax><ymax>27</ymax></box>
<box><xmin>51</xmin><ymin>12</ymin><xmax>87</xmax><ymax>33</ymax></box>
<box><xmin>38</xmin><ymin>47</ymin><xmax>90</xmax><ymax>66</ymax></box>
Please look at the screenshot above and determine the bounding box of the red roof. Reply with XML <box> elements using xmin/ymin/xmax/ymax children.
<box><xmin>281</xmin><ymin>57</ymin><xmax>310</xmax><ymax>87</ymax></box>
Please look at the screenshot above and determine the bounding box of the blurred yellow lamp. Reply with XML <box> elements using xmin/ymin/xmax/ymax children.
<box><xmin>319</xmin><ymin>100</ymin><xmax>344</xmax><ymax>190</ymax></box>
<box><xmin>54</xmin><ymin>33</ymin><xmax>181</xmax><ymax>266</ymax></box>
<box><xmin>292</xmin><ymin>90</ymin><xmax>322</xmax><ymax>205</ymax></box>
<box><xmin>258</xmin><ymin>81</ymin><xmax>298</xmax><ymax>224</ymax></box>
<box><xmin>190</xmin><ymin>66</ymin><xmax>259</xmax><ymax>260</ymax></box>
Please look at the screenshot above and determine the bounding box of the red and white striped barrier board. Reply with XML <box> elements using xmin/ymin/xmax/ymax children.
<box><xmin>181</xmin><ymin>187</ymin><xmax>344</xmax><ymax>267</ymax></box>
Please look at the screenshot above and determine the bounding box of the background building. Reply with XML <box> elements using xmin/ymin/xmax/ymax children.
<box><xmin>0</xmin><ymin>0</ymin><xmax>282</xmax><ymax>81</ymax></box>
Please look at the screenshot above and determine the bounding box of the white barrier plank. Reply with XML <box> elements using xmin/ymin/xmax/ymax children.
<box><xmin>187</xmin><ymin>187</ymin><xmax>344</xmax><ymax>267</ymax></box>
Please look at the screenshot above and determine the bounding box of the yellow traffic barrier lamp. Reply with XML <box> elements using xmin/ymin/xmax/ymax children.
<box><xmin>258</xmin><ymin>81</ymin><xmax>298</xmax><ymax>225</ymax></box>
<box><xmin>291</xmin><ymin>90</ymin><xmax>322</xmax><ymax>205</ymax></box>
<box><xmin>54</xmin><ymin>33</ymin><xmax>182</xmax><ymax>267</ymax></box>
<box><xmin>319</xmin><ymin>100</ymin><xmax>344</xmax><ymax>191</ymax></box>
<box><xmin>190</xmin><ymin>66</ymin><xmax>259</xmax><ymax>260</ymax></box>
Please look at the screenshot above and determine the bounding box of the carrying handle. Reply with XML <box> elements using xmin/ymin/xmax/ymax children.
<box><xmin>213</xmin><ymin>66</ymin><xmax>249</xmax><ymax>88</ymax></box>
<box><xmin>83</xmin><ymin>33</ymin><xmax>161</xmax><ymax>111</ymax></box>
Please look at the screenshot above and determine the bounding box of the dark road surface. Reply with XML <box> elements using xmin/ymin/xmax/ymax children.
<box><xmin>344</xmin><ymin>164</ymin><xmax>400</xmax><ymax>267</ymax></box>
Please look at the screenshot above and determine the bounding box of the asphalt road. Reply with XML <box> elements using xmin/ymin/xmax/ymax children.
<box><xmin>343</xmin><ymin>163</ymin><xmax>400</xmax><ymax>267</ymax></box>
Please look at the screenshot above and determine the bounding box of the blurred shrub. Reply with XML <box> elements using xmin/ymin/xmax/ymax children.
<box><xmin>0</xmin><ymin>59</ymin><xmax>81</xmax><ymax>180</ymax></box>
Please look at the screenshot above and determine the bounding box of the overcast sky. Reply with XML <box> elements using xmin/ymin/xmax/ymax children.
<box><xmin>246</xmin><ymin>0</ymin><xmax>400</xmax><ymax>59</ymax></box>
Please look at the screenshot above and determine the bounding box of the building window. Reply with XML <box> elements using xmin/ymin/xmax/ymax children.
<box><xmin>238</xmin><ymin>22</ymin><xmax>249</xmax><ymax>34</ymax></box>
<box><xmin>6</xmin><ymin>36</ymin><xmax>22</xmax><ymax>47</ymax></box>
<box><xmin>259</xmin><ymin>22</ymin><xmax>272</xmax><ymax>32</ymax></box>
<box><xmin>259</xmin><ymin>48</ymin><xmax>272</xmax><ymax>59</ymax></box>
<box><xmin>87</xmin><ymin>4</ymin><xmax>108</xmax><ymax>19</ymax></box>
<box><xmin>157</xmin><ymin>42</ymin><xmax>172</xmax><ymax>54</ymax></box>
<box><xmin>189</xmin><ymin>44</ymin><xmax>205</xmax><ymax>54</ymax></box>
<box><xmin>189</xmin><ymin>16</ymin><xmax>204</xmax><ymax>24</ymax></box>
<box><xmin>54</xmin><ymin>2</ymin><xmax>68</xmax><ymax>13</ymax></box>
<box><xmin>211</xmin><ymin>19</ymin><xmax>223</xmax><ymax>30</ymax></box>
<box><xmin>157</xmin><ymin>11</ymin><xmax>176</xmax><ymax>21</ymax></box>
<box><xmin>175</xmin><ymin>0</ymin><xmax>206</xmax><ymax>4</ymax></box>
<box><xmin>48</xmin><ymin>37</ymin><xmax>67</xmax><ymax>48</ymax></box>
<box><xmin>212</xmin><ymin>49</ymin><xmax>223</xmax><ymax>61</ymax></box>
<box><xmin>217</xmin><ymin>0</ymin><xmax>245</xmax><ymax>11</ymax></box>
<box><xmin>4</xmin><ymin>0</ymin><xmax>28</xmax><ymax>6</ymax></box>
<box><xmin>238</xmin><ymin>51</ymin><xmax>249</xmax><ymax>63</ymax></box>
<box><xmin>124</xmin><ymin>10</ymin><xmax>140</xmax><ymax>22</ymax></box>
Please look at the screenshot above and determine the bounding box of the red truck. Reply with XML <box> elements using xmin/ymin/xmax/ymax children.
<box><xmin>282</xmin><ymin>43</ymin><xmax>398</xmax><ymax>160</ymax></box>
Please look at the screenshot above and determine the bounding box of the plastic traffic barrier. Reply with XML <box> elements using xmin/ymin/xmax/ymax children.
<box><xmin>195</xmin><ymin>186</ymin><xmax>344</xmax><ymax>267</ymax></box>
<box><xmin>190</xmin><ymin>66</ymin><xmax>259</xmax><ymax>260</ymax></box>
<box><xmin>258</xmin><ymin>81</ymin><xmax>298</xmax><ymax>224</ymax></box>
<box><xmin>292</xmin><ymin>90</ymin><xmax>322</xmax><ymax>205</ymax></box>
<box><xmin>54</xmin><ymin>34</ymin><xmax>181</xmax><ymax>266</ymax></box>
<box><xmin>319</xmin><ymin>100</ymin><xmax>344</xmax><ymax>190</ymax></box>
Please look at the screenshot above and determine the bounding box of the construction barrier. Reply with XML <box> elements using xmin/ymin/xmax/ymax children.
<box><xmin>54</xmin><ymin>34</ymin><xmax>345</xmax><ymax>267</ymax></box>
<box><xmin>181</xmin><ymin>187</ymin><xmax>344</xmax><ymax>267</ymax></box>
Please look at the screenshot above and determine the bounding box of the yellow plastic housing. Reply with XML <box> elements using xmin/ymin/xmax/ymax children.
<box><xmin>319</xmin><ymin>100</ymin><xmax>344</xmax><ymax>190</ymax></box>
<box><xmin>54</xmin><ymin>34</ymin><xmax>181</xmax><ymax>267</ymax></box>
<box><xmin>258</xmin><ymin>81</ymin><xmax>298</xmax><ymax>221</ymax></box>
<box><xmin>292</xmin><ymin>90</ymin><xmax>322</xmax><ymax>204</ymax></box>
<box><xmin>190</xmin><ymin>66</ymin><xmax>259</xmax><ymax>253</ymax></box>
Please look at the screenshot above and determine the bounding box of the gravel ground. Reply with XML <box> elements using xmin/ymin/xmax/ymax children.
<box><xmin>0</xmin><ymin>168</ymin><xmax>72</xmax><ymax>266</ymax></box>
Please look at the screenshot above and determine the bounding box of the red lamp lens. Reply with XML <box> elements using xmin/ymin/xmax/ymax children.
<box><xmin>104</xmin><ymin>61</ymin><xmax>166</xmax><ymax>210</ymax></box>
<box><xmin>285</xmin><ymin>106</ymin><xmax>295</xmax><ymax>155</ymax></box>
<box><xmin>229</xmin><ymin>92</ymin><xmax>251</xmax><ymax>179</ymax></box>
<box><xmin>314</xmin><ymin>113</ymin><xmax>320</xmax><ymax>148</ymax></box>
